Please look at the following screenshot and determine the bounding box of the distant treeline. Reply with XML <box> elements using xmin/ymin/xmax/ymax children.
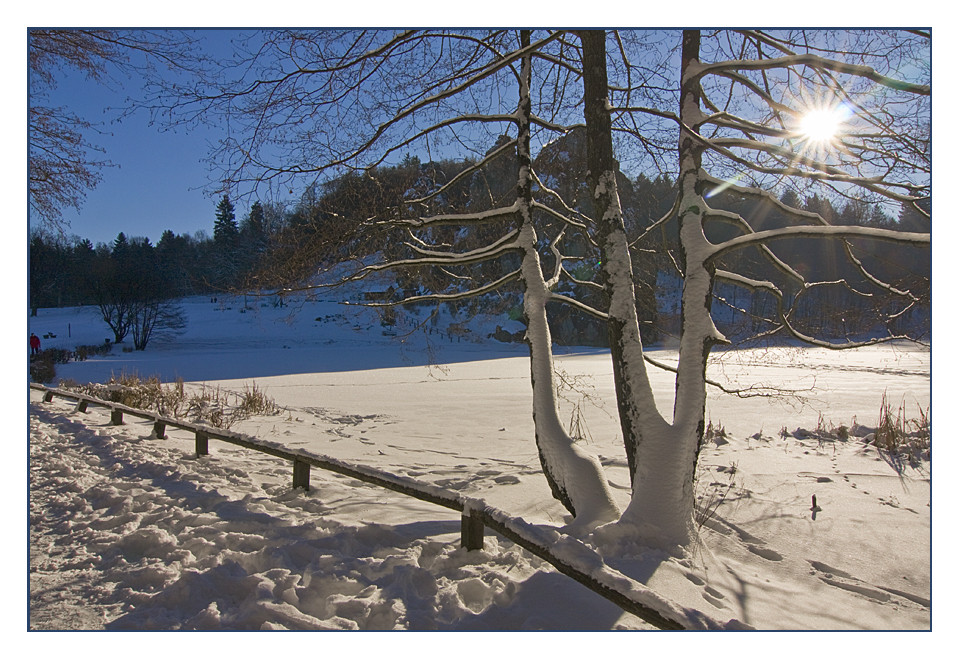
<box><xmin>29</xmin><ymin>147</ymin><xmax>930</xmax><ymax>342</ymax></box>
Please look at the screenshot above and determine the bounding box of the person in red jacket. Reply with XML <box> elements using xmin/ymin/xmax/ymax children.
<box><xmin>29</xmin><ymin>334</ymin><xmax>41</xmax><ymax>355</ymax></box>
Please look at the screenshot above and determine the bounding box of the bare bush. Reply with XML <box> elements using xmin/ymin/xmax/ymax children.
<box><xmin>873</xmin><ymin>391</ymin><xmax>930</xmax><ymax>463</ymax></box>
<box><xmin>61</xmin><ymin>374</ymin><xmax>281</xmax><ymax>429</ymax></box>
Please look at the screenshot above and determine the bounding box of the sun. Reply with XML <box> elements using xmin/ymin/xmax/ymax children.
<box><xmin>797</xmin><ymin>106</ymin><xmax>846</xmax><ymax>144</ymax></box>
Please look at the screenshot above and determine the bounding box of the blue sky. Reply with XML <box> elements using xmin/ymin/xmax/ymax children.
<box><xmin>38</xmin><ymin>29</ymin><xmax>242</xmax><ymax>246</ymax></box>
<box><xmin>35</xmin><ymin>28</ymin><xmax>523</xmax><ymax>247</ymax></box>
<box><xmin>29</xmin><ymin>23</ymin><xmax>939</xmax><ymax>249</ymax></box>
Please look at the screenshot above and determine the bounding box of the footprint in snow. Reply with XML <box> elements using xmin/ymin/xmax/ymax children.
<box><xmin>747</xmin><ymin>544</ymin><xmax>783</xmax><ymax>562</ymax></box>
<box><xmin>703</xmin><ymin>585</ymin><xmax>725</xmax><ymax>599</ymax></box>
<box><xmin>808</xmin><ymin>559</ymin><xmax>903</xmax><ymax>605</ymax></box>
<box><xmin>701</xmin><ymin>585</ymin><xmax>726</xmax><ymax>608</ymax></box>
<box><xmin>684</xmin><ymin>572</ymin><xmax>705</xmax><ymax>586</ymax></box>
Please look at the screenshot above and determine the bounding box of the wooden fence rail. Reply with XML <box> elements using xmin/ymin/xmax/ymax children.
<box><xmin>29</xmin><ymin>382</ymin><xmax>690</xmax><ymax>630</ymax></box>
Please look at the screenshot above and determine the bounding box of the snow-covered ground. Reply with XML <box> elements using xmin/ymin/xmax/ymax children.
<box><xmin>23</xmin><ymin>290</ymin><xmax>933</xmax><ymax>637</ymax></box>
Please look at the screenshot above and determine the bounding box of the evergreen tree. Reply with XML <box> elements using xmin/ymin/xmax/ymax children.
<box><xmin>780</xmin><ymin>189</ymin><xmax>801</xmax><ymax>208</ymax></box>
<box><xmin>68</xmin><ymin>238</ymin><xmax>97</xmax><ymax>306</ymax></box>
<box><xmin>214</xmin><ymin>194</ymin><xmax>238</xmax><ymax>245</ymax></box>
<box><xmin>112</xmin><ymin>232</ymin><xmax>129</xmax><ymax>257</ymax></box>
<box><xmin>157</xmin><ymin>229</ymin><xmax>194</xmax><ymax>296</ymax></box>
<box><xmin>212</xmin><ymin>194</ymin><xmax>239</xmax><ymax>287</ymax></box>
<box><xmin>239</xmin><ymin>201</ymin><xmax>269</xmax><ymax>276</ymax></box>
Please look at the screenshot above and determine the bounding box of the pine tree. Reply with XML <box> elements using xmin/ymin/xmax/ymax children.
<box><xmin>240</xmin><ymin>201</ymin><xmax>268</xmax><ymax>257</ymax></box>
<box><xmin>213</xmin><ymin>194</ymin><xmax>239</xmax><ymax>287</ymax></box>
<box><xmin>214</xmin><ymin>194</ymin><xmax>238</xmax><ymax>245</ymax></box>
<box><xmin>112</xmin><ymin>232</ymin><xmax>129</xmax><ymax>256</ymax></box>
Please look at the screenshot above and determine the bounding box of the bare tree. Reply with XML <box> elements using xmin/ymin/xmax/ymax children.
<box><xmin>588</xmin><ymin>29</ymin><xmax>931</xmax><ymax>547</ymax></box>
<box><xmin>130</xmin><ymin>300</ymin><xmax>187</xmax><ymax>351</ymax></box>
<box><xmin>153</xmin><ymin>28</ymin><xmax>930</xmax><ymax>552</ymax></box>
<box><xmin>155</xmin><ymin>29</ymin><xmax>626</xmax><ymax>528</ymax></box>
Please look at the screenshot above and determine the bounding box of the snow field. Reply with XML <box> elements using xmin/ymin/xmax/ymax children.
<box><xmin>25</xmin><ymin>295</ymin><xmax>932</xmax><ymax>632</ymax></box>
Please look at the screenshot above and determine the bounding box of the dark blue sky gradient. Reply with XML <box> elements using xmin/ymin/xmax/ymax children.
<box><xmin>40</xmin><ymin>29</ymin><xmax>242</xmax><ymax>246</ymax></box>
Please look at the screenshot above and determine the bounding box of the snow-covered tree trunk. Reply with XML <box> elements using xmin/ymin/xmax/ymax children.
<box><xmin>618</xmin><ymin>31</ymin><xmax>719</xmax><ymax>548</ymax></box>
<box><xmin>580</xmin><ymin>30</ymin><xmax>669</xmax><ymax>476</ymax></box>
<box><xmin>516</xmin><ymin>31</ymin><xmax>620</xmax><ymax>530</ymax></box>
<box><xmin>580</xmin><ymin>31</ymin><xmax>693</xmax><ymax>547</ymax></box>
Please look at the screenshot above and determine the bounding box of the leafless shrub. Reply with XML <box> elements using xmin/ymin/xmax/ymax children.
<box><xmin>705</xmin><ymin>420</ymin><xmax>728</xmax><ymax>445</ymax></box>
<box><xmin>872</xmin><ymin>390</ymin><xmax>930</xmax><ymax>463</ymax></box>
<box><xmin>62</xmin><ymin>374</ymin><xmax>281</xmax><ymax>429</ymax></box>
<box><xmin>696</xmin><ymin>462</ymin><xmax>740</xmax><ymax>529</ymax></box>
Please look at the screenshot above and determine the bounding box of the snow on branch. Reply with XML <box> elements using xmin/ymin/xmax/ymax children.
<box><xmin>699</xmin><ymin>176</ymin><xmax>926</xmax><ymax>301</ymax></box>
<box><xmin>544</xmin><ymin>228</ymin><xmax>568</xmax><ymax>289</ymax></box>
<box><xmin>778</xmin><ymin>315</ymin><xmax>916</xmax><ymax>351</ymax></box>
<box><xmin>629</xmin><ymin>196</ymin><xmax>681</xmax><ymax>249</ymax></box>
<box><xmin>548</xmin><ymin>292</ymin><xmax>609</xmax><ymax>321</ymax></box>
<box><xmin>714</xmin><ymin>269</ymin><xmax>782</xmax><ymax>298</ymax></box>
<box><xmin>700</xmin><ymin>175</ymin><xmax>828</xmax><ymax>224</ymax></box>
<box><xmin>717</xmin><ymin>264</ymin><xmax>924</xmax><ymax>352</ymax></box>
<box><xmin>558</xmin><ymin>266</ymin><xmax>604</xmax><ymax>293</ymax></box>
<box><xmin>840</xmin><ymin>238</ymin><xmax>922</xmax><ymax>303</ymax></box>
<box><xmin>704</xmin><ymin>197</ymin><xmax>927</xmax><ymax>306</ymax></box>
<box><xmin>405</xmin><ymin>228</ymin><xmax>521</xmax><ymax>262</ymax></box>
<box><xmin>530</xmin><ymin>201</ymin><xmax>594</xmax><ymax>242</ymax></box>
<box><xmin>690</xmin><ymin>53</ymin><xmax>930</xmax><ymax>96</ymax></box>
<box><xmin>708</xmin><ymin>224</ymin><xmax>930</xmax><ymax>262</ymax></box>
<box><xmin>356</xmin><ymin>238</ymin><xmax>520</xmax><ymax>277</ymax></box>
<box><xmin>382</xmin><ymin>202</ymin><xmax>519</xmax><ymax>230</ymax></box>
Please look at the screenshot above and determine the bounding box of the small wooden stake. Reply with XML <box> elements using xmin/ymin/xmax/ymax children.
<box><xmin>195</xmin><ymin>432</ymin><xmax>209</xmax><ymax>457</ymax></box>
<box><xmin>153</xmin><ymin>421</ymin><xmax>167</xmax><ymax>439</ymax></box>
<box><xmin>42</xmin><ymin>391</ymin><xmax>54</xmax><ymax>403</ymax></box>
<box><xmin>293</xmin><ymin>458</ymin><xmax>311</xmax><ymax>490</ymax></box>
<box><xmin>461</xmin><ymin>509</ymin><xmax>485</xmax><ymax>551</ymax></box>
<box><xmin>110</xmin><ymin>409</ymin><xmax>123</xmax><ymax>425</ymax></box>
<box><xmin>77</xmin><ymin>400</ymin><xmax>88</xmax><ymax>413</ymax></box>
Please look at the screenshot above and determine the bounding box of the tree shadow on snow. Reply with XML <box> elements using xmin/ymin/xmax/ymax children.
<box><xmin>442</xmin><ymin>570</ymin><xmax>638</xmax><ymax>630</ymax></box>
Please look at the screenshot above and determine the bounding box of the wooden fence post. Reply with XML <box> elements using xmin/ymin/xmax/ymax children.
<box><xmin>153</xmin><ymin>421</ymin><xmax>167</xmax><ymax>439</ymax></box>
<box><xmin>293</xmin><ymin>458</ymin><xmax>311</xmax><ymax>490</ymax></box>
<box><xmin>195</xmin><ymin>432</ymin><xmax>209</xmax><ymax>457</ymax></box>
<box><xmin>77</xmin><ymin>400</ymin><xmax>88</xmax><ymax>413</ymax></box>
<box><xmin>461</xmin><ymin>509</ymin><xmax>485</xmax><ymax>551</ymax></box>
<box><xmin>42</xmin><ymin>391</ymin><xmax>54</xmax><ymax>403</ymax></box>
<box><xmin>110</xmin><ymin>409</ymin><xmax>123</xmax><ymax>425</ymax></box>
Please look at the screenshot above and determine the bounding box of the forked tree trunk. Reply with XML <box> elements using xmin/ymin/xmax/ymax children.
<box><xmin>620</xmin><ymin>30</ymin><xmax>721</xmax><ymax>548</ymax></box>
<box><xmin>580</xmin><ymin>30</ymin><xmax>701</xmax><ymax>548</ymax></box>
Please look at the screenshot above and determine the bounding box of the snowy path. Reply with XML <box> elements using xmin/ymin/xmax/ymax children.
<box><xmin>28</xmin><ymin>396</ymin><xmax>654</xmax><ymax>630</ymax></box>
